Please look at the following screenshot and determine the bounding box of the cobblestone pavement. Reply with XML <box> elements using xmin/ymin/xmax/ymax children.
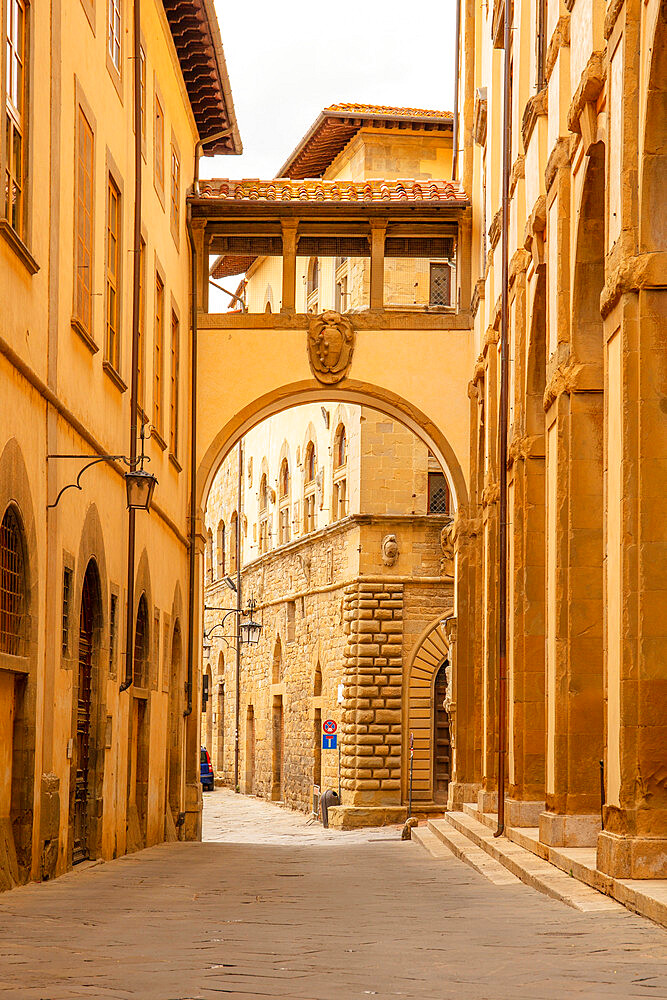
<box><xmin>0</xmin><ymin>790</ymin><xmax>665</xmax><ymax>1000</ymax></box>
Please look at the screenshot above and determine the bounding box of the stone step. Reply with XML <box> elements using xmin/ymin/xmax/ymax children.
<box><xmin>410</xmin><ymin>826</ymin><xmax>457</xmax><ymax>862</ymax></box>
<box><xmin>439</xmin><ymin>812</ymin><xmax>623</xmax><ymax>913</ymax></box>
<box><xmin>425</xmin><ymin>821</ymin><xmax>521</xmax><ymax>886</ymax></box>
<box><xmin>459</xmin><ymin>805</ymin><xmax>667</xmax><ymax>928</ymax></box>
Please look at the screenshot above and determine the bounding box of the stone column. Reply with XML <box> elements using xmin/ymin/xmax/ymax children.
<box><xmin>369</xmin><ymin>220</ymin><xmax>387</xmax><ymax>311</ymax></box>
<box><xmin>337</xmin><ymin>580</ymin><xmax>405</xmax><ymax>827</ymax></box>
<box><xmin>280</xmin><ymin>220</ymin><xmax>299</xmax><ymax>315</ymax></box>
<box><xmin>540</xmin><ymin>385</ymin><xmax>604</xmax><ymax>847</ymax></box>
<box><xmin>597</xmin><ymin>286</ymin><xmax>667</xmax><ymax>877</ymax></box>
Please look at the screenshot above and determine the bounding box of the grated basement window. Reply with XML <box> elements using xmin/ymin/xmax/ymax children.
<box><xmin>429</xmin><ymin>263</ymin><xmax>452</xmax><ymax>306</ymax></box>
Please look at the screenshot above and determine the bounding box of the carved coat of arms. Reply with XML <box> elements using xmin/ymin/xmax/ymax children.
<box><xmin>307</xmin><ymin>311</ymin><xmax>355</xmax><ymax>384</ymax></box>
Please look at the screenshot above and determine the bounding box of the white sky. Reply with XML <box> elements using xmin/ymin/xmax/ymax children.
<box><xmin>201</xmin><ymin>0</ymin><xmax>457</xmax><ymax>181</ymax></box>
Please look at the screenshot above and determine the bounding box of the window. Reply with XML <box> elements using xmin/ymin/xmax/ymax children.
<box><xmin>153</xmin><ymin>609</ymin><xmax>160</xmax><ymax>687</ymax></box>
<box><xmin>306</xmin><ymin>257</ymin><xmax>319</xmax><ymax>312</ymax></box>
<box><xmin>154</xmin><ymin>96</ymin><xmax>164</xmax><ymax>191</ymax></box>
<box><xmin>133</xmin><ymin>593</ymin><xmax>149</xmax><ymax>687</ymax></box>
<box><xmin>429</xmin><ymin>263</ymin><xmax>451</xmax><ymax>306</ymax></box>
<box><xmin>4</xmin><ymin>0</ymin><xmax>27</xmax><ymax>238</ymax></box>
<box><xmin>303</xmin><ymin>443</ymin><xmax>316</xmax><ymax>534</ymax></box>
<box><xmin>61</xmin><ymin>567</ymin><xmax>72</xmax><ymax>655</ymax></box>
<box><xmin>74</xmin><ymin>108</ymin><xmax>94</xmax><ymax>334</ymax></box>
<box><xmin>107</xmin><ymin>0</ymin><xmax>121</xmax><ymax>73</ymax></box>
<box><xmin>153</xmin><ymin>274</ymin><xmax>164</xmax><ymax>433</ymax></box>
<box><xmin>332</xmin><ymin>425</ymin><xmax>347</xmax><ymax>521</ymax></box>
<box><xmin>170</xmin><ymin>145</ymin><xmax>180</xmax><ymax>236</ymax></box>
<box><xmin>0</xmin><ymin>507</ymin><xmax>26</xmax><ymax>656</ymax></box>
<box><xmin>137</xmin><ymin>238</ymin><xmax>145</xmax><ymax>412</ymax></box>
<box><xmin>278</xmin><ymin>459</ymin><xmax>290</xmax><ymax>545</ymax></box>
<box><xmin>216</xmin><ymin>522</ymin><xmax>225</xmax><ymax>578</ymax></box>
<box><xmin>109</xmin><ymin>593</ymin><xmax>118</xmax><ymax>671</ymax></box>
<box><xmin>105</xmin><ymin>176</ymin><xmax>121</xmax><ymax>370</ymax></box>
<box><xmin>428</xmin><ymin>472</ymin><xmax>450</xmax><ymax>514</ymax></box>
<box><xmin>169</xmin><ymin>310</ymin><xmax>179</xmax><ymax>456</ymax></box>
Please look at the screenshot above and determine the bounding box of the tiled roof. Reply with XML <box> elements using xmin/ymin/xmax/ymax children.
<box><xmin>325</xmin><ymin>103</ymin><xmax>453</xmax><ymax>120</ymax></box>
<box><xmin>197</xmin><ymin>177</ymin><xmax>467</xmax><ymax>203</ymax></box>
<box><xmin>277</xmin><ymin>103</ymin><xmax>453</xmax><ymax>180</ymax></box>
<box><xmin>162</xmin><ymin>0</ymin><xmax>241</xmax><ymax>155</ymax></box>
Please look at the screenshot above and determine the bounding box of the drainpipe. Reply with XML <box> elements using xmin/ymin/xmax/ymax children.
<box><xmin>234</xmin><ymin>441</ymin><xmax>242</xmax><ymax>790</ymax></box>
<box><xmin>494</xmin><ymin>0</ymin><xmax>512</xmax><ymax>839</ymax></box>
<box><xmin>183</xmin><ymin>127</ymin><xmax>235</xmax><ymax>718</ymax></box>
<box><xmin>120</xmin><ymin>0</ymin><xmax>143</xmax><ymax>692</ymax></box>
<box><xmin>451</xmin><ymin>0</ymin><xmax>461</xmax><ymax>182</ymax></box>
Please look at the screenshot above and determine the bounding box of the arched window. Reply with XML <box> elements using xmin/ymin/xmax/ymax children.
<box><xmin>332</xmin><ymin>425</ymin><xmax>347</xmax><ymax>520</ymax></box>
<box><xmin>134</xmin><ymin>593</ymin><xmax>149</xmax><ymax>687</ymax></box>
<box><xmin>314</xmin><ymin>661</ymin><xmax>322</xmax><ymax>697</ymax></box>
<box><xmin>307</xmin><ymin>257</ymin><xmax>319</xmax><ymax>296</ymax></box>
<box><xmin>216</xmin><ymin>521</ymin><xmax>225</xmax><ymax>578</ymax></box>
<box><xmin>305</xmin><ymin>442</ymin><xmax>316</xmax><ymax>483</ymax></box>
<box><xmin>229</xmin><ymin>511</ymin><xmax>238</xmax><ymax>574</ymax></box>
<box><xmin>303</xmin><ymin>443</ymin><xmax>316</xmax><ymax>533</ymax></box>
<box><xmin>279</xmin><ymin>459</ymin><xmax>290</xmax><ymax>545</ymax></box>
<box><xmin>279</xmin><ymin>459</ymin><xmax>289</xmax><ymax>498</ymax></box>
<box><xmin>0</xmin><ymin>506</ymin><xmax>26</xmax><ymax>656</ymax></box>
<box><xmin>334</xmin><ymin>425</ymin><xmax>347</xmax><ymax>468</ymax></box>
<box><xmin>259</xmin><ymin>473</ymin><xmax>268</xmax><ymax>512</ymax></box>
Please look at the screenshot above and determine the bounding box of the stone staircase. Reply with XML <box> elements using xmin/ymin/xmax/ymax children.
<box><xmin>411</xmin><ymin>802</ymin><xmax>667</xmax><ymax>927</ymax></box>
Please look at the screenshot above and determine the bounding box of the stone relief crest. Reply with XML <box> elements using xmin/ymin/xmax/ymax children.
<box><xmin>307</xmin><ymin>310</ymin><xmax>355</xmax><ymax>384</ymax></box>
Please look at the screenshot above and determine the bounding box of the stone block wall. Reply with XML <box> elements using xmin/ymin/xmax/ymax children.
<box><xmin>341</xmin><ymin>581</ymin><xmax>404</xmax><ymax>805</ymax></box>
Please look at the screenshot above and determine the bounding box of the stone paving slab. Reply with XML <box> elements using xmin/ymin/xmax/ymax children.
<box><xmin>0</xmin><ymin>790</ymin><xmax>665</xmax><ymax>1000</ymax></box>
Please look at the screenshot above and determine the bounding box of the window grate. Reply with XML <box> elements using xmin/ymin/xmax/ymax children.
<box><xmin>0</xmin><ymin>507</ymin><xmax>26</xmax><ymax>656</ymax></box>
<box><xmin>428</xmin><ymin>472</ymin><xmax>450</xmax><ymax>514</ymax></box>
<box><xmin>429</xmin><ymin>263</ymin><xmax>452</xmax><ymax>306</ymax></box>
<box><xmin>109</xmin><ymin>593</ymin><xmax>117</xmax><ymax>672</ymax></box>
<box><xmin>386</xmin><ymin>237</ymin><xmax>455</xmax><ymax>258</ymax></box>
<box><xmin>62</xmin><ymin>567</ymin><xmax>72</xmax><ymax>655</ymax></box>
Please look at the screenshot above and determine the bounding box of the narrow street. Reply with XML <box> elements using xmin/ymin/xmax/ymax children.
<box><xmin>0</xmin><ymin>790</ymin><xmax>665</xmax><ymax>999</ymax></box>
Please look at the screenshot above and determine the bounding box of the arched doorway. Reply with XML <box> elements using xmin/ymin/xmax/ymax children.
<box><xmin>432</xmin><ymin>661</ymin><xmax>451</xmax><ymax>804</ymax></box>
<box><xmin>313</xmin><ymin>661</ymin><xmax>322</xmax><ymax>791</ymax></box>
<box><xmin>245</xmin><ymin>704</ymin><xmax>255</xmax><ymax>794</ymax></box>
<box><xmin>128</xmin><ymin>594</ymin><xmax>150</xmax><ymax>851</ymax></box>
<box><xmin>73</xmin><ymin>560</ymin><xmax>102</xmax><ymax>864</ymax></box>
<box><xmin>405</xmin><ymin>618</ymin><xmax>451</xmax><ymax>805</ymax></box>
<box><xmin>203</xmin><ymin>664</ymin><xmax>213</xmax><ymax>754</ymax></box>
<box><xmin>167</xmin><ymin>621</ymin><xmax>183</xmax><ymax>823</ymax></box>
<box><xmin>216</xmin><ymin>651</ymin><xmax>225</xmax><ymax>771</ymax></box>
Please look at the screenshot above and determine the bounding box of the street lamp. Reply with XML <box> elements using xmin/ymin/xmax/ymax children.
<box><xmin>125</xmin><ymin>421</ymin><xmax>158</xmax><ymax>510</ymax></box>
<box><xmin>239</xmin><ymin>616</ymin><xmax>262</xmax><ymax>646</ymax></box>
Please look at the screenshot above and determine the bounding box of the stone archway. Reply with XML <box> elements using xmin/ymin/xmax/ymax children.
<box><xmin>197</xmin><ymin>380</ymin><xmax>470</xmax><ymax>516</ymax></box>
<box><xmin>167</xmin><ymin>620</ymin><xmax>184</xmax><ymax>827</ymax></box>
<box><xmin>404</xmin><ymin>617</ymin><xmax>451</xmax><ymax>806</ymax></box>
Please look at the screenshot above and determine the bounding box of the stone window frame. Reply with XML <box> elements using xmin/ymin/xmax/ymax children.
<box><xmin>303</xmin><ymin>441</ymin><xmax>317</xmax><ymax>534</ymax></box>
<box><xmin>332</xmin><ymin>423</ymin><xmax>347</xmax><ymax>521</ymax></box>
<box><xmin>278</xmin><ymin>456</ymin><xmax>290</xmax><ymax>546</ymax></box>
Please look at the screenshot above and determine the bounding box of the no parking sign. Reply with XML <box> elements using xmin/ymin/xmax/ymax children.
<box><xmin>322</xmin><ymin>718</ymin><xmax>337</xmax><ymax>749</ymax></box>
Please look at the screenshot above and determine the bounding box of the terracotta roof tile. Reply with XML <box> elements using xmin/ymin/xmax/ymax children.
<box><xmin>197</xmin><ymin>177</ymin><xmax>467</xmax><ymax>204</ymax></box>
<box><xmin>325</xmin><ymin>103</ymin><xmax>453</xmax><ymax>120</ymax></box>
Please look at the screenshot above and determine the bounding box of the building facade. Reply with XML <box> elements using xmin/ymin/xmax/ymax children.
<box><xmin>203</xmin><ymin>401</ymin><xmax>454</xmax><ymax>821</ymax></box>
<box><xmin>0</xmin><ymin>0</ymin><xmax>239</xmax><ymax>889</ymax></box>
<box><xmin>450</xmin><ymin>0</ymin><xmax>667</xmax><ymax>877</ymax></box>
